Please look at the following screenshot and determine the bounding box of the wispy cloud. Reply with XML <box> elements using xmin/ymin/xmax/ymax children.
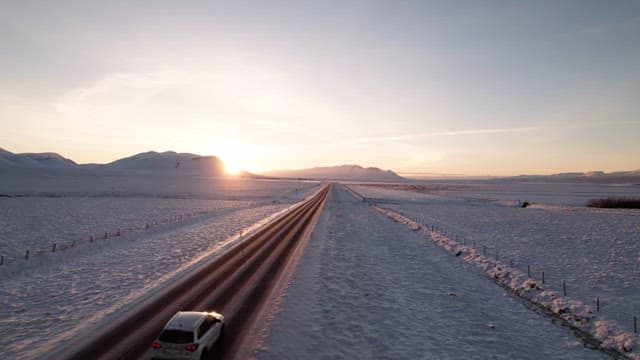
<box><xmin>341</xmin><ymin>120</ymin><xmax>640</xmax><ymax>146</ymax></box>
<box><xmin>561</xmin><ymin>120</ymin><xmax>640</xmax><ymax>129</ymax></box>
<box><xmin>340</xmin><ymin>126</ymin><xmax>542</xmax><ymax>145</ymax></box>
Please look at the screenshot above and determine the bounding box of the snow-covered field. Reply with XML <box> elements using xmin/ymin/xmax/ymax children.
<box><xmin>0</xmin><ymin>169</ymin><xmax>317</xmax><ymax>201</ymax></box>
<box><xmin>2</xmin><ymin>173</ymin><xmax>637</xmax><ymax>359</ymax></box>
<box><xmin>349</xmin><ymin>182</ymin><xmax>640</xmax><ymax>357</ymax></box>
<box><xmin>459</xmin><ymin>182</ymin><xmax>640</xmax><ymax>207</ymax></box>
<box><xmin>0</xmin><ymin>197</ymin><xmax>253</xmax><ymax>263</ymax></box>
<box><xmin>256</xmin><ymin>184</ymin><xmax>609</xmax><ymax>359</ymax></box>
<box><xmin>0</xmin><ymin>175</ymin><xmax>320</xmax><ymax>359</ymax></box>
<box><xmin>0</xmin><ymin>177</ymin><xmax>319</xmax><ymax>263</ymax></box>
<box><xmin>350</xmin><ymin>181</ymin><xmax>640</xmax><ymax>207</ymax></box>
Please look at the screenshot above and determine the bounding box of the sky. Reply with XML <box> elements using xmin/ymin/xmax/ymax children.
<box><xmin>1</xmin><ymin>1</ymin><xmax>639</xmax><ymax>176</ymax></box>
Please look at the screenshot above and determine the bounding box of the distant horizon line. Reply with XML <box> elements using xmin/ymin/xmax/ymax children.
<box><xmin>2</xmin><ymin>146</ymin><xmax>638</xmax><ymax>179</ymax></box>
<box><xmin>399</xmin><ymin>169</ymin><xmax>640</xmax><ymax>179</ymax></box>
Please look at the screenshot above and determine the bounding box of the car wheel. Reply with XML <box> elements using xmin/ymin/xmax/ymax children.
<box><xmin>218</xmin><ymin>325</ymin><xmax>225</xmax><ymax>345</ymax></box>
<box><xmin>209</xmin><ymin>326</ymin><xmax>226</xmax><ymax>360</ymax></box>
<box><xmin>200</xmin><ymin>348</ymin><xmax>208</xmax><ymax>360</ymax></box>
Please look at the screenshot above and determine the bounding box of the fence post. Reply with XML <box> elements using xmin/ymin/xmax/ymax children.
<box><xmin>562</xmin><ymin>281</ymin><xmax>567</xmax><ymax>296</ymax></box>
<box><xmin>542</xmin><ymin>271</ymin><xmax>545</xmax><ymax>284</ymax></box>
<box><xmin>52</xmin><ymin>243</ymin><xmax>56</xmax><ymax>252</ymax></box>
<box><xmin>528</xmin><ymin>265</ymin><xmax>531</xmax><ymax>277</ymax></box>
<box><xmin>596</xmin><ymin>297</ymin><xmax>599</xmax><ymax>312</ymax></box>
<box><xmin>634</xmin><ymin>316</ymin><xmax>637</xmax><ymax>333</ymax></box>
<box><xmin>0</xmin><ymin>255</ymin><xmax>3</xmax><ymax>265</ymax></box>
<box><xmin>25</xmin><ymin>250</ymin><xmax>29</xmax><ymax>260</ymax></box>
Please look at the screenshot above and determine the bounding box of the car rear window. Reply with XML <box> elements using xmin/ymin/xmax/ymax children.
<box><xmin>159</xmin><ymin>330</ymin><xmax>194</xmax><ymax>344</ymax></box>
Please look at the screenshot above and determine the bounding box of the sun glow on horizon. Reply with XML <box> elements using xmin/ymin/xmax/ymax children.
<box><xmin>215</xmin><ymin>141</ymin><xmax>260</xmax><ymax>175</ymax></box>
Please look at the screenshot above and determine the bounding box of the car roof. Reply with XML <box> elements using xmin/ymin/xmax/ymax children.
<box><xmin>164</xmin><ymin>311</ymin><xmax>206</xmax><ymax>331</ymax></box>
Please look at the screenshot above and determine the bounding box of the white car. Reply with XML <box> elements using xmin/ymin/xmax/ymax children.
<box><xmin>151</xmin><ymin>311</ymin><xmax>225</xmax><ymax>360</ymax></box>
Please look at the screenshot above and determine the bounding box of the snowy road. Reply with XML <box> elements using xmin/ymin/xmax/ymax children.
<box><xmin>0</xmin><ymin>177</ymin><xmax>320</xmax><ymax>359</ymax></box>
<box><xmin>49</xmin><ymin>184</ymin><xmax>330</xmax><ymax>359</ymax></box>
<box><xmin>256</xmin><ymin>185</ymin><xmax>609</xmax><ymax>359</ymax></box>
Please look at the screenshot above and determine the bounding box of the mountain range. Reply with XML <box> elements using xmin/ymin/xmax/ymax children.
<box><xmin>0</xmin><ymin>148</ymin><xmax>225</xmax><ymax>175</ymax></box>
<box><xmin>0</xmin><ymin>148</ymin><xmax>404</xmax><ymax>181</ymax></box>
<box><xmin>505</xmin><ymin>170</ymin><xmax>640</xmax><ymax>184</ymax></box>
<box><xmin>6</xmin><ymin>147</ymin><xmax>635</xmax><ymax>183</ymax></box>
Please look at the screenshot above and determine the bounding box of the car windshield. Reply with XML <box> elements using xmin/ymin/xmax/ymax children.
<box><xmin>158</xmin><ymin>329</ymin><xmax>194</xmax><ymax>344</ymax></box>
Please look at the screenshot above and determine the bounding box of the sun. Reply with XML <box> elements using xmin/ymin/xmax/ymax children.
<box><xmin>216</xmin><ymin>142</ymin><xmax>258</xmax><ymax>175</ymax></box>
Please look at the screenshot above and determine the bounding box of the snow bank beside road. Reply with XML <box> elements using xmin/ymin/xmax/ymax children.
<box><xmin>377</xmin><ymin>206</ymin><xmax>638</xmax><ymax>358</ymax></box>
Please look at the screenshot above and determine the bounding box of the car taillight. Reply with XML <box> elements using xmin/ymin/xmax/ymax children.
<box><xmin>152</xmin><ymin>341</ymin><xmax>161</xmax><ymax>349</ymax></box>
<box><xmin>185</xmin><ymin>343</ymin><xmax>199</xmax><ymax>352</ymax></box>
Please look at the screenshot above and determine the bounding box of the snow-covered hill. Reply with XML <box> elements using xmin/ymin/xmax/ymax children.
<box><xmin>0</xmin><ymin>148</ymin><xmax>77</xmax><ymax>168</ymax></box>
<box><xmin>21</xmin><ymin>153</ymin><xmax>78</xmax><ymax>168</ymax></box>
<box><xmin>0</xmin><ymin>148</ymin><xmax>227</xmax><ymax>176</ymax></box>
<box><xmin>105</xmin><ymin>151</ymin><xmax>226</xmax><ymax>175</ymax></box>
<box><xmin>265</xmin><ymin>164</ymin><xmax>404</xmax><ymax>182</ymax></box>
